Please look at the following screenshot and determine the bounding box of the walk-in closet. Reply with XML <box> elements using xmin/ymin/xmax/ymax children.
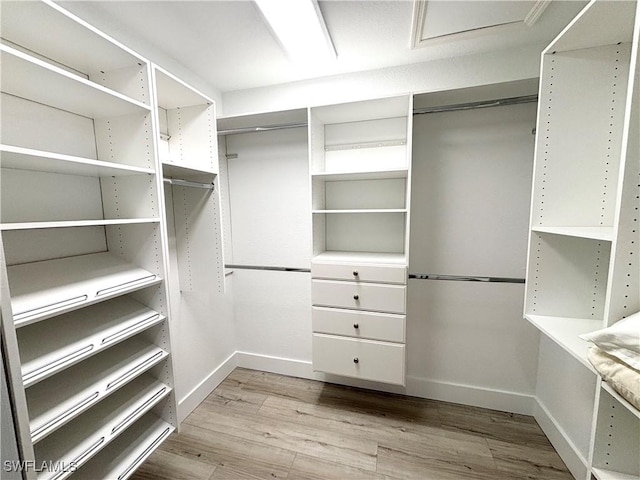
<box><xmin>1</xmin><ymin>1</ymin><xmax>638</xmax><ymax>479</ymax></box>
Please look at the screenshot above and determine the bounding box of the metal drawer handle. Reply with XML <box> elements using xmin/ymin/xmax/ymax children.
<box><xmin>353</xmin><ymin>294</ymin><xmax>359</xmax><ymax>301</ymax></box>
<box><xmin>353</xmin><ymin>270</ymin><xmax>359</xmax><ymax>277</ymax></box>
<box><xmin>353</xmin><ymin>357</ymin><xmax>359</xmax><ymax>364</ymax></box>
<box><xmin>353</xmin><ymin>323</ymin><xmax>359</xmax><ymax>329</ymax></box>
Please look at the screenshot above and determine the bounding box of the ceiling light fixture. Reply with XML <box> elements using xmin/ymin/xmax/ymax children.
<box><xmin>254</xmin><ymin>0</ymin><xmax>336</xmax><ymax>63</ymax></box>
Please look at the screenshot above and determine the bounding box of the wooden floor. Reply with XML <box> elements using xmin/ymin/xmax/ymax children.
<box><xmin>131</xmin><ymin>368</ymin><xmax>573</xmax><ymax>480</ymax></box>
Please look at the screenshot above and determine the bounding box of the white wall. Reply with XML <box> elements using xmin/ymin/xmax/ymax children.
<box><xmin>221</xmin><ymin>44</ymin><xmax>543</xmax><ymax>117</ymax></box>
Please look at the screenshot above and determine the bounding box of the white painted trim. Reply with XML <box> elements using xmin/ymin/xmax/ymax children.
<box><xmin>177</xmin><ymin>352</ymin><xmax>238</xmax><ymax>424</ymax></box>
<box><xmin>534</xmin><ymin>398</ymin><xmax>589</xmax><ymax>480</ymax></box>
<box><xmin>235</xmin><ymin>351</ymin><xmax>536</xmax><ymax>415</ymax></box>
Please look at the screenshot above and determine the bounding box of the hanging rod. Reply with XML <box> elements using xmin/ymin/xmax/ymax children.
<box><xmin>409</xmin><ymin>273</ymin><xmax>525</xmax><ymax>284</ymax></box>
<box><xmin>413</xmin><ymin>94</ymin><xmax>538</xmax><ymax>115</ymax></box>
<box><xmin>225</xmin><ymin>264</ymin><xmax>310</xmax><ymax>273</ymax></box>
<box><xmin>163</xmin><ymin>178</ymin><xmax>214</xmax><ymax>190</ymax></box>
<box><xmin>217</xmin><ymin>122</ymin><xmax>308</xmax><ymax>136</ymax></box>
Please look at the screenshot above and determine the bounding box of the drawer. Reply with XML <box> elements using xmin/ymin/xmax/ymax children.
<box><xmin>312</xmin><ymin>307</ymin><xmax>405</xmax><ymax>342</ymax></box>
<box><xmin>312</xmin><ymin>334</ymin><xmax>405</xmax><ymax>385</ymax></box>
<box><xmin>311</xmin><ymin>261</ymin><xmax>406</xmax><ymax>284</ymax></box>
<box><xmin>311</xmin><ymin>279</ymin><xmax>406</xmax><ymax>314</ymax></box>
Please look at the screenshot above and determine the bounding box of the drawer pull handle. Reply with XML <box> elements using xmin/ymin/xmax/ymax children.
<box><xmin>353</xmin><ymin>294</ymin><xmax>359</xmax><ymax>301</ymax></box>
<box><xmin>353</xmin><ymin>357</ymin><xmax>359</xmax><ymax>364</ymax></box>
<box><xmin>353</xmin><ymin>323</ymin><xmax>359</xmax><ymax>329</ymax></box>
<box><xmin>353</xmin><ymin>270</ymin><xmax>359</xmax><ymax>277</ymax></box>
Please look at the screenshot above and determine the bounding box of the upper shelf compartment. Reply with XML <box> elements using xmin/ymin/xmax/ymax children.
<box><xmin>154</xmin><ymin>66</ymin><xmax>218</xmax><ymax>175</ymax></box>
<box><xmin>0</xmin><ymin>0</ymin><xmax>150</xmax><ymax>104</ymax></box>
<box><xmin>310</xmin><ymin>96</ymin><xmax>411</xmax><ymax>175</ymax></box>
<box><xmin>1</xmin><ymin>45</ymin><xmax>150</xmax><ymax>119</ymax></box>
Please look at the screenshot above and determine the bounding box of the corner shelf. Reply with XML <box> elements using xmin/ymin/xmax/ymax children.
<box><xmin>27</xmin><ymin>339</ymin><xmax>168</xmax><ymax>443</ymax></box>
<box><xmin>7</xmin><ymin>252</ymin><xmax>161</xmax><ymax>328</ymax></box>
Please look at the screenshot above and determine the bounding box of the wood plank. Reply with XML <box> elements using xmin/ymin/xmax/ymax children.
<box><xmin>288</xmin><ymin>453</ymin><xmax>393</xmax><ymax>480</ymax></box>
<box><xmin>487</xmin><ymin>438</ymin><xmax>574</xmax><ymax>480</ymax></box>
<box><xmin>185</xmin><ymin>401</ymin><xmax>378</xmax><ymax>472</ymax></box>
<box><xmin>201</xmin><ymin>384</ymin><xmax>267</xmax><ymax>414</ymax></box>
<box><xmin>130</xmin><ymin>449</ymin><xmax>215</xmax><ymax>480</ymax></box>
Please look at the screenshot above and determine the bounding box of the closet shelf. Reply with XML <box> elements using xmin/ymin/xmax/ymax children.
<box><xmin>531</xmin><ymin>226</ymin><xmax>614</xmax><ymax>242</ymax></box>
<box><xmin>73</xmin><ymin>413</ymin><xmax>174</xmax><ymax>480</ymax></box>
<box><xmin>8</xmin><ymin>252</ymin><xmax>161</xmax><ymax>328</ymax></box>
<box><xmin>601</xmin><ymin>382</ymin><xmax>640</xmax><ymax>421</ymax></box>
<box><xmin>313</xmin><ymin>251</ymin><xmax>407</xmax><ymax>265</ymax></box>
<box><xmin>591</xmin><ymin>467</ymin><xmax>639</xmax><ymax>480</ymax></box>
<box><xmin>1</xmin><ymin>218</ymin><xmax>160</xmax><ymax>231</ymax></box>
<box><xmin>312</xmin><ymin>209</ymin><xmax>407</xmax><ymax>214</ymax></box>
<box><xmin>34</xmin><ymin>375</ymin><xmax>171</xmax><ymax>480</ymax></box>
<box><xmin>19</xmin><ymin>297</ymin><xmax>165</xmax><ymax>388</ymax></box>
<box><xmin>1</xmin><ymin>45</ymin><xmax>151</xmax><ymax>119</ymax></box>
<box><xmin>525</xmin><ymin>314</ymin><xmax>599</xmax><ymax>372</ymax></box>
<box><xmin>0</xmin><ymin>145</ymin><xmax>155</xmax><ymax>178</ymax></box>
<box><xmin>324</xmin><ymin>139</ymin><xmax>406</xmax><ymax>151</ymax></box>
<box><xmin>162</xmin><ymin>162</ymin><xmax>217</xmax><ymax>179</ymax></box>
<box><xmin>311</xmin><ymin>168</ymin><xmax>408</xmax><ymax>181</ymax></box>
<box><xmin>27</xmin><ymin>340</ymin><xmax>169</xmax><ymax>444</ymax></box>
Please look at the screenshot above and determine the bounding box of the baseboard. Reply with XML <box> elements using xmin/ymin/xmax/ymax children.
<box><xmin>235</xmin><ymin>351</ymin><xmax>535</xmax><ymax>415</ymax></box>
<box><xmin>177</xmin><ymin>352</ymin><xmax>238</xmax><ymax>424</ymax></box>
<box><xmin>534</xmin><ymin>398</ymin><xmax>588</xmax><ymax>480</ymax></box>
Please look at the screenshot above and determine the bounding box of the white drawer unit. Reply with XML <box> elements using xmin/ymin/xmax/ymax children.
<box><xmin>312</xmin><ymin>334</ymin><xmax>405</xmax><ymax>385</ymax></box>
<box><xmin>311</xmin><ymin>260</ymin><xmax>407</xmax><ymax>284</ymax></box>
<box><xmin>312</xmin><ymin>279</ymin><xmax>406</xmax><ymax>314</ymax></box>
<box><xmin>312</xmin><ymin>306</ymin><xmax>405</xmax><ymax>342</ymax></box>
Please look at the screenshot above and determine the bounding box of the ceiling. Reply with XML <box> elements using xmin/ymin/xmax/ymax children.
<box><xmin>59</xmin><ymin>0</ymin><xmax>587</xmax><ymax>94</ymax></box>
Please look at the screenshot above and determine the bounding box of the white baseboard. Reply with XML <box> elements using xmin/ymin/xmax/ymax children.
<box><xmin>534</xmin><ymin>398</ymin><xmax>588</xmax><ymax>480</ymax></box>
<box><xmin>235</xmin><ymin>351</ymin><xmax>535</xmax><ymax>415</ymax></box>
<box><xmin>177</xmin><ymin>352</ymin><xmax>238</xmax><ymax>424</ymax></box>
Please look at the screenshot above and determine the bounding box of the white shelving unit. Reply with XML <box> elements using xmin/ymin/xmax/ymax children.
<box><xmin>0</xmin><ymin>2</ymin><xmax>177</xmax><ymax>478</ymax></box>
<box><xmin>309</xmin><ymin>96</ymin><xmax>412</xmax><ymax>385</ymax></box>
<box><xmin>152</xmin><ymin>65</ymin><xmax>225</xmax><ymax>421</ymax></box>
<box><xmin>524</xmin><ymin>1</ymin><xmax>640</xmax><ymax>479</ymax></box>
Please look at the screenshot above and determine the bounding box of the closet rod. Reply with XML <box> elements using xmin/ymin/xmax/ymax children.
<box><xmin>163</xmin><ymin>178</ymin><xmax>214</xmax><ymax>190</ymax></box>
<box><xmin>413</xmin><ymin>94</ymin><xmax>538</xmax><ymax>115</ymax></box>
<box><xmin>225</xmin><ymin>264</ymin><xmax>310</xmax><ymax>273</ymax></box>
<box><xmin>217</xmin><ymin>122</ymin><xmax>307</xmax><ymax>136</ymax></box>
<box><xmin>409</xmin><ymin>274</ymin><xmax>525</xmax><ymax>284</ymax></box>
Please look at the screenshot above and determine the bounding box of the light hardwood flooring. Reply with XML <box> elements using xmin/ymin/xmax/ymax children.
<box><xmin>131</xmin><ymin>368</ymin><xmax>573</xmax><ymax>480</ymax></box>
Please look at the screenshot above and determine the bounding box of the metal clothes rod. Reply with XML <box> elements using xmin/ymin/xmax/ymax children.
<box><xmin>409</xmin><ymin>273</ymin><xmax>525</xmax><ymax>284</ymax></box>
<box><xmin>217</xmin><ymin>122</ymin><xmax>308</xmax><ymax>136</ymax></box>
<box><xmin>163</xmin><ymin>178</ymin><xmax>214</xmax><ymax>191</ymax></box>
<box><xmin>413</xmin><ymin>94</ymin><xmax>538</xmax><ymax>115</ymax></box>
<box><xmin>225</xmin><ymin>264</ymin><xmax>311</xmax><ymax>273</ymax></box>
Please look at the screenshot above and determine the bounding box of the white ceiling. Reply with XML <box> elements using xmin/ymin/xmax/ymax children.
<box><xmin>59</xmin><ymin>0</ymin><xmax>587</xmax><ymax>93</ymax></box>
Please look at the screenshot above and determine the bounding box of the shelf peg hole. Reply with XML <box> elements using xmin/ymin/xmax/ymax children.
<box><xmin>353</xmin><ymin>294</ymin><xmax>359</xmax><ymax>301</ymax></box>
<box><xmin>354</xmin><ymin>323</ymin><xmax>359</xmax><ymax>329</ymax></box>
<box><xmin>353</xmin><ymin>357</ymin><xmax>359</xmax><ymax>364</ymax></box>
<box><xmin>353</xmin><ymin>270</ymin><xmax>359</xmax><ymax>277</ymax></box>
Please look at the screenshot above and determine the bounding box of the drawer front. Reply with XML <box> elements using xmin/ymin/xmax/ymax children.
<box><xmin>311</xmin><ymin>280</ymin><xmax>406</xmax><ymax>314</ymax></box>
<box><xmin>312</xmin><ymin>334</ymin><xmax>405</xmax><ymax>385</ymax></box>
<box><xmin>311</xmin><ymin>262</ymin><xmax>406</xmax><ymax>284</ymax></box>
<box><xmin>312</xmin><ymin>307</ymin><xmax>405</xmax><ymax>342</ymax></box>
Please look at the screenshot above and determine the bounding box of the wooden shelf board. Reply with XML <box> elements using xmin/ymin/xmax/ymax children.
<box><xmin>155</xmin><ymin>67</ymin><xmax>211</xmax><ymax>109</ymax></box>
<box><xmin>1</xmin><ymin>218</ymin><xmax>160</xmax><ymax>231</ymax></box>
<box><xmin>531</xmin><ymin>226</ymin><xmax>614</xmax><ymax>242</ymax></box>
<box><xmin>0</xmin><ymin>145</ymin><xmax>154</xmax><ymax>177</ymax></box>
<box><xmin>601</xmin><ymin>382</ymin><xmax>640</xmax><ymax>421</ymax></box>
<box><xmin>525</xmin><ymin>314</ymin><xmax>600</xmax><ymax>372</ymax></box>
<box><xmin>311</xmin><ymin>168</ymin><xmax>408</xmax><ymax>181</ymax></box>
<box><xmin>313</xmin><ymin>209</ymin><xmax>407</xmax><ymax>214</ymax></box>
<box><xmin>34</xmin><ymin>375</ymin><xmax>171</xmax><ymax>480</ymax></box>
<box><xmin>313</xmin><ymin>251</ymin><xmax>407</xmax><ymax>265</ymax></box>
<box><xmin>1</xmin><ymin>45</ymin><xmax>150</xmax><ymax>119</ymax></box>
<box><xmin>8</xmin><ymin>252</ymin><xmax>161</xmax><ymax>328</ymax></box>
<box><xmin>592</xmin><ymin>467</ymin><xmax>640</xmax><ymax>480</ymax></box>
<box><xmin>162</xmin><ymin>162</ymin><xmax>217</xmax><ymax>179</ymax></box>
<box><xmin>27</xmin><ymin>340</ymin><xmax>168</xmax><ymax>444</ymax></box>
<box><xmin>73</xmin><ymin>413</ymin><xmax>174</xmax><ymax>480</ymax></box>
<box><xmin>19</xmin><ymin>297</ymin><xmax>165</xmax><ymax>387</ymax></box>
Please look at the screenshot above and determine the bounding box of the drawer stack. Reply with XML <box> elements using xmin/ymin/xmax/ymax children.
<box><xmin>311</xmin><ymin>255</ymin><xmax>407</xmax><ymax>385</ymax></box>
